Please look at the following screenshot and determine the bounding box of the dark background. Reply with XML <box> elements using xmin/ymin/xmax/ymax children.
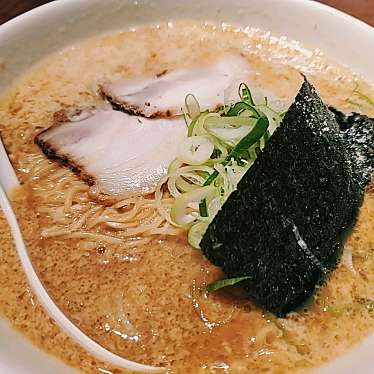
<box><xmin>0</xmin><ymin>0</ymin><xmax>374</xmax><ymax>26</ymax></box>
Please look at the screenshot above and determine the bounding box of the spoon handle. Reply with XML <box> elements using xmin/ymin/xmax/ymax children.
<box><xmin>0</xmin><ymin>139</ymin><xmax>18</xmax><ymax>197</ymax></box>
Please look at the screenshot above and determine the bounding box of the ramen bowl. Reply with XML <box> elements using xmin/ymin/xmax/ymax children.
<box><xmin>0</xmin><ymin>1</ymin><xmax>374</xmax><ymax>373</ymax></box>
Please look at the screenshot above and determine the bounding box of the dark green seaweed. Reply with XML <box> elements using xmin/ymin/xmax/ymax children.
<box><xmin>329</xmin><ymin>107</ymin><xmax>374</xmax><ymax>189</ymax></box>
<box><xmin>200</xmin><ymin>78</ymin><xmax>364</xmax><ymax>317</ymax></box>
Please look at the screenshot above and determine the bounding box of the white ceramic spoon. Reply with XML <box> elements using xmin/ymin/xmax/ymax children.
<box><xmin>0</xmin><ymin>140</ymin><xmax>161</xmax><ymax>373</ymax></box>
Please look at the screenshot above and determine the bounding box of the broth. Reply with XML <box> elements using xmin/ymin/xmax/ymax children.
<box><xmin>0</xmin><ymin>22</ymin><xmax>374</xmax><ymax>374</ymax></box>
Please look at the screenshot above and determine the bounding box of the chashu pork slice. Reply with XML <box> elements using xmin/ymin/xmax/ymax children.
<box><xmin>100</xmin><ymin>54</ymin><xmax>253</xmax><ymax>118</ymax></box>
<box><xmin>35</xmin><ymin>109</ymin><xmax>186</xmax><ymax>199</ymax></box>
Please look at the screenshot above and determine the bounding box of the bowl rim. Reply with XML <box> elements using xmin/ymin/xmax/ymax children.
<box><xmin>0</xmin><ymin>1</ymin><xmax>374</xmax><ymax>374</ymax></box>
<box><xmin>2</xmin><ymin>0</ymin><xmax>374</xmax><ymax>35</ymax></box>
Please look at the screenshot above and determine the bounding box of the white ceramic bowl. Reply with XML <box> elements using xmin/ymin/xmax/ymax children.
<box><xmin>0</xmin><ymin>1</ymin><xmax>373</xmax><ymax>373</ymax></box>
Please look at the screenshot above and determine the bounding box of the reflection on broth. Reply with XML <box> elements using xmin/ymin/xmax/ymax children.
<box><xmin>0</xmin><ymin>21</ymin><xmax>374</xmax><ymax>373</ymax></box>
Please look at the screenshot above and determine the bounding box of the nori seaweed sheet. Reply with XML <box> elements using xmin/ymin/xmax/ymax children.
<box><xmin>330</xmin><ymin>107</ymin><xmax>374</xmax><ymax>189</ymax></box>
<box><xmin>200</xmin><ymin>78</ymin><xmax>365</xmax><ymax>316</ymax></box>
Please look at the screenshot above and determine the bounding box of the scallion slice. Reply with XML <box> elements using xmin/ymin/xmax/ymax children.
<box><xmin>207</xmin><ymin>276</ymin><xmax>252</xmax><ymax>293</ymax></box>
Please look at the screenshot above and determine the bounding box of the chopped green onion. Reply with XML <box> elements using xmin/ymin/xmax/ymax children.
<box><xmin>170</xmin><ymin>186</ymin><xmax>215</xmax><ymax>226</ymax></box>
<box><xmin>185</xmin><ymin>94</ymin><xmax>201</xmax><ymax>119</ymax></box>
<box><xmin>177</xmin><ymin>135</ymin><xmax>214</xmax><ymax>165</ymax></box>
<box><xmin>239</xmin><ymin>83</ymin><xmax>255</xmax><ymax>106</ymax></box>
<box><xmin>204</xmin><ymin>116</ymin><xmax>269</xmax><ymax>186</ymax></box>
<box><xmin>188</xmin><ymin>221</ymin><xmax>209</xmax><ymax>249</ymax></box>
<box><xmin>345</xmin><ymin>99</ymin><xmax>362</xmax><ymax>109</ymax></box>
<box><xmin>163</xmin><ymin>83</ymin><xmax>284</xmax><ymax>248</ymax></box>
<box><xmin>263</xmin><ymin>129</ymin><xmax>270</xmax><ymax>143</ymax></box>
<box><xmin>226</xmin><ymin>101</ymin><xmax>260</xmax><ymax>118</ymax></box>
<box><xmin>203</xmin><ymin>169</ymin><xmax>219</xmax><ymax>187</ymax></box>
<box><xmin>207</xmin><ymin>276</ymin><xmax>252</xmax><ymax>293</ymax></box>
<box><xmin>228</xmin><ymin>116</ymin><xmax>269</xmax><ymax>161</ymax></box>
<box><xmin>199</xmin><ymin>198</ymin><xmax>208</xmax><ymax>217</ymax></box>
<box><xmin>353</xmin><ymin>83</ymin><xmax>374</xmax><ymax>108</ymax></box>
<box><xmin>205</xmin><ymin>116</ymin><xmax>254</xmax><ymax>127</ymax></box>
<box><xmin>198</xmin><ymin>170</ymin><xmax>210</xmax><ymax>179</ymax></box>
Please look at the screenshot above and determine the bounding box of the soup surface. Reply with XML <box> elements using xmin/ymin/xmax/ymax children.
<box><xmin>0</xmin><ymin>22</ymin><xmax>374</xmax><ymax>374</ymax></box>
